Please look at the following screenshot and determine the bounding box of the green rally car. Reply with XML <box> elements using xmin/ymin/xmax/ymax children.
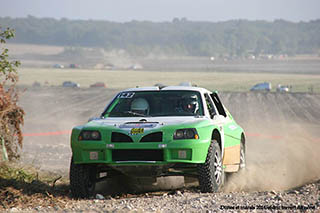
<box><xmin>70</xmin><ymin>86</ymin><xmax>246</xmax><ymax>198</ymax></box>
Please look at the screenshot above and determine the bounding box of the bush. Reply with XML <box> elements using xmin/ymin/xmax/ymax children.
<box><xmin>0</xmin><ymin>27</ymin><xmax>24</xmax><ymax>161</ymax></box>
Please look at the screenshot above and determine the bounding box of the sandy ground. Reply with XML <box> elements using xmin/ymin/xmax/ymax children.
<box><xmin>19</xmin><ymin>87</ymin><xmax>320</xmax><ymax>192</ymax></box>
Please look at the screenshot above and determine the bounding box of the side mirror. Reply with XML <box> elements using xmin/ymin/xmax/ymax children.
<box><xmin>209</xmin><ymin>112</ymin><xmax>216</xmax><ymax>119</ymax></box>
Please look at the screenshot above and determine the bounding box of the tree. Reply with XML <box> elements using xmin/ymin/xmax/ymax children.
<box><xmin>0</xmin><ymin>27</ymin><xmax>24</xmax><ymax>161</ymax></box>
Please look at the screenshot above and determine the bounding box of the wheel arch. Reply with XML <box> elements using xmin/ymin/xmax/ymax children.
<box><xmin>211</xmin><ymin>128</ymin><xmax>222</xmax><ymax>150</ymax></box>
<box><xmin>241</xmin><ymin>132</ymin><xmax>246</xmax><ymax>153</ymax></box>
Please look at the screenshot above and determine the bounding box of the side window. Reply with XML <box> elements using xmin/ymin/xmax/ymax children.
<box><xmin>210</xmin><ymin>93</ymin><xmax>227</xmax><ymax>117</ymax></box>
<box><xmin>204</xmin><ymin>93</ymin><xmax>216</xmax><ymax>119</ymax></box>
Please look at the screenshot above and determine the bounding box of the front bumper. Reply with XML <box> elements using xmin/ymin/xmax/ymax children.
<box><xmin>71</xmin><ymin>138</ymin><xmax>211</xmax><ymax>165</ymax></box>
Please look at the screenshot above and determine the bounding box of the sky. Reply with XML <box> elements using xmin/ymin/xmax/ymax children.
<box><xmin>0</xmin><ymin>0</ymin><xmax>320</xmax><ymax>22</ymax></box>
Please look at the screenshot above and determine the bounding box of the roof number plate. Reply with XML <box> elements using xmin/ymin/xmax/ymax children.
<box><xmin>119</xmin><ymin>92</ymin><xmax>135</xmax><ymax>98</ymax></box>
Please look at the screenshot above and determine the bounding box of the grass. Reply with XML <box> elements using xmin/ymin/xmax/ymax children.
<box><xmin>0</xmin><ymin>162</ymin><xmax>70</xmax><ymax>210</ymax></box>
<box><xmin>17</xmin><ymin>68</ymin><xmax>320</xmax><ymax>93</ymax></box>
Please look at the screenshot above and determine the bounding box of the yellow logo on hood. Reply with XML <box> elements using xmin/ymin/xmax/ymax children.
<box><xmin>130</xmin><ymin>128</ymin><xmax>144</xmax><ymax>135</ymax></box>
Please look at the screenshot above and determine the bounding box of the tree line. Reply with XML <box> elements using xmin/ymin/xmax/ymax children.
<box><xmin>0</xmin><ymin>16</ymin><xmax>319</xmax><ymax>57</ymax></box>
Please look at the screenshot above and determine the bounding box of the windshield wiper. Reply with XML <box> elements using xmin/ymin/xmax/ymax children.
<box><xmin>122</xmin><ymin>111</ymin><xmax>151</xmax><ymax>117</ymax></box>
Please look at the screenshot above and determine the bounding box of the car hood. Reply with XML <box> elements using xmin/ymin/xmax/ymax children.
<box><xmin>85</xmin><ymin>116</ymin><xmax>208</xmax><ymax>130</ymax></box>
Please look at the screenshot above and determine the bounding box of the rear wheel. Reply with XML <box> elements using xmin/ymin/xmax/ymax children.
<box><xmin>69</xmin><ymin>157</ymin><xmax>96</xmax><ymax>198</ymax></box>
<box><xmin>239</xmin><ymin>142</ymin><xmax>246</xmax><ymax>170</ymax></box>
<box><xmin>197</xmin><ymin>140</ymin><xmax>225</xmax><ymax>192</ymax></box>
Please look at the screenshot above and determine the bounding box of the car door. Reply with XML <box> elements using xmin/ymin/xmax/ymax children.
<box><xmin>204</xmin><ymin>93</ymin><xmax>226</xmax><ymax>157</ymax></box>
<box><xmin>210</xmin><ymin>92</ymin><xmax>240</xmax><ymax>168</ymax></box>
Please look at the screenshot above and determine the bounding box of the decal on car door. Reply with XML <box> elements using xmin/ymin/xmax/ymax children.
<box><xmin>222</xmin><ymin>122</ymin><xmax>240</xmax><ymax>166</ymax></box>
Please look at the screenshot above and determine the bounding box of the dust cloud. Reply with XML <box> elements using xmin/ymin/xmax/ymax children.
<box><xmin>224</xmin><ymin>125</ymin><xmax>320</xmax><ymax>192</ymax></box>
<box><xmin>222</xmin><ymin>93</ymin><xmax>320</xmax><ymax>192</ymax></box>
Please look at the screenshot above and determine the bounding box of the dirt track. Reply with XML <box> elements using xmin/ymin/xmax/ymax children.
<box><xmin>13</xmin><ymin>87</ymin><xmax>320</xmax><ymax>211</ymax></box>
<box><xmin>19</xmin><ymin>87</ymin><xmax>320</xmax><ymax>191</ymax></box>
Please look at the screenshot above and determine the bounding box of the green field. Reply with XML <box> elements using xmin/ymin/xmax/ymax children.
<box><xmin>17</xmin><ymin>68</ymin><xmax>320</xmax><ymax>93</ymax></box>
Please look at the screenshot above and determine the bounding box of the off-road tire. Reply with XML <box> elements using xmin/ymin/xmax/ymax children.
<box><xmin>70</xmin><ymin>157</ymin><xmax>96</xmax><ymax>198</ymax></box>
<box><xmin>239</xmin><ymin>142</ymin><xmax>246</xmax><ymax>170</ymax></box>
<box><xmin>197</xmin><ymin>140</ymin><xmax>225</xmax><ymax>192</ymax></box>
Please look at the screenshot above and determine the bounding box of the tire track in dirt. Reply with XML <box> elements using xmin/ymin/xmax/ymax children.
<box><xmin>24</xmin><ymin>88</ymin><xmax>115</xmax><ymax>123</ymax></box>
<box><xmin>265</xmin><ymin>92</ymin><xmax>287</xmax><ymax>131</ymax></box>
<box><xmin>297</xmin><ymin>93</ymin><xmax>320</xmax><ymax>123</ymax></box>
<box><xmin>257</xmin><ymin>92</ymin><xmax>274</xmax><ymax>124</ymax></box>
<box><xmin>242</xmin><ymin>92</ymin><xmax>269</xmax><ymax>132</ymax></box>
<box><xmin>287</xmin><ymin>93</ymin><xmax>319</xmax><ymax>124</ymax></box>
<box><xmin>223</xmin><ymin>92</ymin><xmax>243</xmax><ymax>122</ymax></box>
<box><xmin>222</xmin><ymin>92</ymin><xmax>255</xmax><ymax>128</ymax></box>
<box><xmin>277</xmin><ymin>93</ymin><xmax>302</xmax><ymax>123</ymax></box>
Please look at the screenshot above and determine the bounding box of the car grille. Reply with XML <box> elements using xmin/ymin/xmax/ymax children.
<box><xmin>112</xmin><ymin>149</ymin><xmax>163</xmax><ymax>161</ymax></box>
<box><xmin>111</xmin><ymin>132</ymin><xmax>133</xmax><ymax>143</ymax></box>
<box><xmin>140</xmin><ymin>132</ymin><xmax>163</xmax><ymax>142</ymax></box>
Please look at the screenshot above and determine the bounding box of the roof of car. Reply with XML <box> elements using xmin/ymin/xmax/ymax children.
<box><xmin>122</xmin><ymin>86</ymin><xmax>211</xmax><ymax>93</ymax></box>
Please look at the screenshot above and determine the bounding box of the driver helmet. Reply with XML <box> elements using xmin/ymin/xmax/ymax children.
<box><xmin>131</xmin><ymin>98</ymin><xmax>149</xmax><ymax>115</ymax></box>
<box><xmin>182</xmin><ymin>94</ymin><xmax>199</xmax><ymax>114</ymax></box>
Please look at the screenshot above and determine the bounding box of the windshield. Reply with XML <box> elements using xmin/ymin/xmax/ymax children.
<box><xmin>104</xmin><ymin>90</ymin><xmax>204</xmax><ymax>117</ymax></box>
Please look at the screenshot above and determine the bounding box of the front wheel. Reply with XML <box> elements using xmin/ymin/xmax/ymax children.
<box><xmin>197</xmin><ymin>140</ymin><xmax>225</xmax><ymax>192</ymax></box>
<box><xmin>69</xmin><ymin>157</ymin><xmax>96</xmax><ymax>198</ymax></box>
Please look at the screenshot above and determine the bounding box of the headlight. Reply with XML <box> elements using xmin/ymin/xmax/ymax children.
<box><xmin>173</xmin><ymin>128</ymin><xmax>199</xmax><ymax>140</ymax></box>
<box><xmin>78</xmin><ymin>130</ymin><xmax>101</xmax><ymax>141</ymax></box>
